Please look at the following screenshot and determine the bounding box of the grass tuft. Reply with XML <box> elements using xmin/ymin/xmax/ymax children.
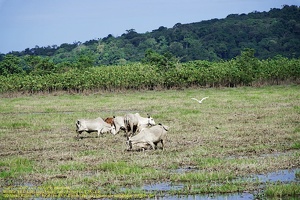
<box><xmin>264</xmin><ymin>183</ymin><xmax>300</xmax><ymax>198</ymax></box>
<box><xmin>0</xmin><ymin>157</ymin><xmax>34</xmax><ymax>179</ymax></box>
<box><xmin>291</xmin><ymin>141</ymin><xmax>300</xmax><ymax>149</ymax></box>
<box><xmin>59</xmin><ymin>162</ymin><xmax>87</xmax><ymax>172</ymax></box>
<box><xmin>97</xmin><ymin>161</ymin><xmax>145</xmax><ymax>175</ymax></box>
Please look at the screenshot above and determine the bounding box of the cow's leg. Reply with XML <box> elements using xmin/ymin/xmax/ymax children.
<box><xmin>129</xmin><ymin>123</ymin><xmax>134</xmax><ymax>137</ymax></box>
<box><xmin>161</xmin><ymin>139</ymin><xmax>164</xmax><ymax>150</ymax></box>
<box><xmin>130</xmin><ymin>123</ymin><xmax>134</xmax><ymax>136</ymax></box>
<box><xmin>126</xmin><ymin>140</ymin><xmax>132</xmax><ymax>150</ymax></box>
<box><xmin>148</xmin><ymin>141</ymin><xmax>156</xmax><ymax>150</ymax></box>
<box><xmin>133</xmin><ymin>124</ymin><xmax>138</xmax><ymax>134</ymax></box>
<box><xmin>128</xmin><ymin>140</ymin><xmax>132</xmax><ymax>150</ymax></box>
<box><xmin>97</xmin><ymin>129</ymin><xmax>101</xmax><ymax>137</ymax></box>
<box><xmin>125</xmin><ymin>127</ymin><xmax>129</xmax><ymax>139</ymax></box>
<box><xmin>125</xmin><ymin>123</ymin><xmax>131</xmax><ymax>138</ymax></box>
<box><xmin>76</xmin><ymin>131</ymin><xmax>82</xmax><ymax>139</ymax></box>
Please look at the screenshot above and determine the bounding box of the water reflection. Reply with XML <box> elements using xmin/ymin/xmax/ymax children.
<box><xmin>255</xmin><ymin>169</ymin><xmax>300</xmax><ymax>183</ymax></box>
<box><xmin>143</xmin><ymin>182</ymin><xmax>184</xmax><ymax>191</ymax></box>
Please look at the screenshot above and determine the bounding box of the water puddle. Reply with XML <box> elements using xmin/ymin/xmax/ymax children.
<box><xmin>172</xmin><ymin>166</ymin><xmax>198</xmax><ymax>173</ymax></box>
<box><xmin>254</xmin><ymin>169</ymin><xmax>300</xmax><ymax>183</ymax></box>
<box><xmin>144</xmin><ymin>168</ymin><xmax>299</xmax><ymax>200</ymax></box>
<box><xmin>155</xmin><ymin>193</ymin><xmax>254</xmax><ymax>200</ymax></box>
<box><xmin>143</xmin><ymin>182</ymin><xmax>184</xmax><ymax>191</ymax></box>
<box><xmin>2</xmin><ymin>169</ymin><xmax>298</xmax><ymax>199</ymax></box>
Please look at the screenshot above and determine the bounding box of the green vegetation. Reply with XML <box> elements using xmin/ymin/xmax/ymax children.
<box><xmin>2</xmin><ymin>5</ymin><xmax>300</xmax><ymax>65</ymax></box>
<box><xmin>0</xmin><ymin>6</ymin><xmax>299</xmax><ymax>95</ymax></box>
<box><xmin>0</xmin><ymin>50</ymin><xmax>299</xmax><ymax>93</ymax></box>
<box><xmin>0</xmin><ymin>158</ymin><xmax>34</xmax><ymax>179</ymax></box>
<box><xmin>97</xmin><ymin>161</ymin><xmax>145</xmax><ymax>175</ymax></box>
<box><xmin>2</xmin><ymin>186</ymin><xmax>153</xmax><ymax>199</ymax></box>
<box><xmin>264</xmin><ymin>183</ymin><xmax>300</xmax><ymax>198</ymax></box>
<box><xmin>0</xmin><ymin>85</ymin><xmax>299</xmax><ymax>198</ymax></box>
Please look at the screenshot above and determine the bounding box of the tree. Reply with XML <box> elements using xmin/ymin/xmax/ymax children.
<box><xmin>0</xmin><ymin>54</ymin><xmax>23</xmax><ymax>76</ymax></box>
<box><xmin>24</xmin><ymin>55</ymin><xmax>55</xmax><ymax>75</ymax></box>
<box><xmin>235</xmin><ymin>48</ymin><xmax>260</xmax><ymax>85</ymax></box>
<box><xmin>143</xmin><ymin>49</ymin><xmax>177</xmax><ymax>71</ymax></box>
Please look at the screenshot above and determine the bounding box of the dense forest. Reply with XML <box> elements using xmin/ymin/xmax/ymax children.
<box><xmin>1</xmin><ymin>5</ymin><xmax>300</xmax><ymax>67</ymax></box>
<box><xmin>0</xmin><ymin>5</ymin><xmax>299</xmax><ymax>93</ymax></box>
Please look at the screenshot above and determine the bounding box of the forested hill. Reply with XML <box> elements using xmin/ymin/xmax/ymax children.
<box><xmin>2</xmin><ymin>5</ymin><xmax>300</xmax><ymax>66</ymax></box>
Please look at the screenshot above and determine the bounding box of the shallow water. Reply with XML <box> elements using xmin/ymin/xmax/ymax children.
<box><xmin>3</xmin><ymin>169</ymin><xmax>299</xmax><ymax>199</ymax></box>
<box><xmin>143</xmin><ymin>182</ymin><xmax>184</xmax><ymax>191</ymax></box>
<box><xmin>156</xmin><ymin>193</ymin><xmax>254</xmax><ymax>200</ymax></box>
<box><xmin>145</xmin><ymin>168</ymin><xmax>299</xmax><ymax>200</ymax></box>
<box><xmin>255</xmin><ymin>169</ymin><xmax>299</xmax><ymax>183</ymax></box>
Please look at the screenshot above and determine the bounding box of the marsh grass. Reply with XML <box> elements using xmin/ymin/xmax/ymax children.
<box><xmin>264</xmin><ymin>183</ymin><xmax>300</xmax><ymax>198</ymax></box>
<box><xmin>1</xmin><ymin>85</ymin><xmax>299</xmax><ymax>198</ymax></box>
<box><xmin>0</xmin><ymin>157</ymin><xmax>34</xmax><ymax>179</ymax></box>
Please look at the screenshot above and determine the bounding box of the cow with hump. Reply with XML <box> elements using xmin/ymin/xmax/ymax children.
<box><xmin>126</xmin><ymin>123</ymin><xmax>169</xmax><ymax>151</ymax></box>
<box><xmin>76</xmin><ymin>117</ymin><xmax>116</xmax><ymax>138</ymax></box>
<box><xmin>124</xmin><ymin>113</ymin><xmax>155</xmax><ymax>137</ymax></box>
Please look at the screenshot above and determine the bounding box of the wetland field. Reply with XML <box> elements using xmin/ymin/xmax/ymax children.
<box><xmin>0</xmin><ymin>85</ymin><xmax>299</xmax><ymax>199</ymax></box>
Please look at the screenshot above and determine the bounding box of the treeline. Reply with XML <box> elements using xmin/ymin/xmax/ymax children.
<box><xmin>0</xmin><ymin>49</ymin><xmax>299</xmax><ymax>94</ymax></box>
<box><xmin>1</xmin><ymin>5</ymin><xmax>300</xmax><ymax>66</ymax></box>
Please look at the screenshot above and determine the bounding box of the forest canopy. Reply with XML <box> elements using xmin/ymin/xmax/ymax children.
<box><xmin>1</xmin><ymin>5</ymin><xmax>299</xmax><ymax>67</ymax></box>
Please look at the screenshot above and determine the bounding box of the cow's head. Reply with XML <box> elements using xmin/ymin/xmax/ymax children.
<box><xmin>147</xmin><ymin>114</ymin><xmax>155</xmax><ymax>126</ymax></box>
<box><xmin>113</xmin><ymin>116</ymin><xmax>126</xmax><ymax>131</ymax></box>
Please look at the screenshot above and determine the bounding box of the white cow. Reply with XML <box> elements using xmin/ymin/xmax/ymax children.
<box><xmin>113</xmin><ymin>116</ymin><xmax>126</xmax><ymax>134</ymax></box>
<box><xmin>124</xmin><ymin>113</ymin><xmax>155</xmax><ymax>137</ymax></box>
<box><xmin>76</xmin><ymin>117</ymin><xmax>116</xmax><ymax>138</ymax></box>
<box><xmin>126</xmin><ymin>123</ymin><xmax>169</xmax><ymax>151</ymax></box>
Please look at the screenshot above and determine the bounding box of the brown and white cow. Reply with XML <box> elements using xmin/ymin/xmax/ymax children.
<box><xmin>76</xmin><ymin>117</ymin><xmax>116</xmax><ymax>138</ymax></box>
<box><xmin>104</xmin><ymin>117</ymin><xmax>114</xmax><ymax>126</ymax></box>
<box><xmin>104</xmin><ymin>116</ymin><xmax>126</xmax><ymax>135</ymax></box>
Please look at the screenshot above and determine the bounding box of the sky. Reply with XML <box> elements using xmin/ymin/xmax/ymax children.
<box><xmin>0</xmin><ymin>0</ymin><xmax>300</xmax><ymax>54</ymax></box>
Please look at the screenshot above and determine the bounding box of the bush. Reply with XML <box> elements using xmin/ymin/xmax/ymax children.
<box><xmin>0</xmin><ymin>55</ymin><xmax>299</xmax><ymax>94</ymax></box>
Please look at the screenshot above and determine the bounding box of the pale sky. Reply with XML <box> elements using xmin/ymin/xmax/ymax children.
<box><xmin>0</xmin><ymin>0</ymin><xmax>299</xmax><ymax>54</ymax></box>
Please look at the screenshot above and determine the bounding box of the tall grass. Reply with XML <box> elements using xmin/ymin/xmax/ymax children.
<box><xmin>264</xmin><ymin>183</ymin><xmax>300</xmax><ymax>198</ymax></box>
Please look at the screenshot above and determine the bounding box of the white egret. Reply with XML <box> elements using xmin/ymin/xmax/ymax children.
<box><xmin>191</xmin><ymin>97</ymin><xmax>209</xmax><ymax>104</ymax></box>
